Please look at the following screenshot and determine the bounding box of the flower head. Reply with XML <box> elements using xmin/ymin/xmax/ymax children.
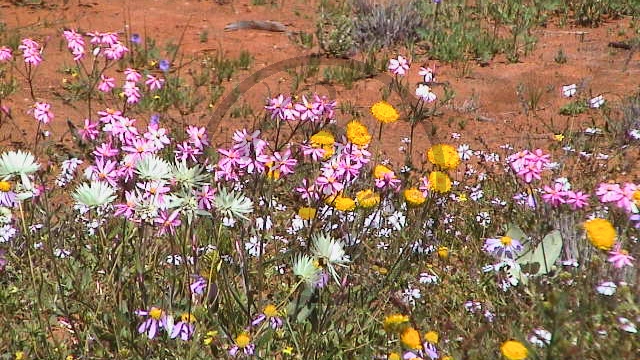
<box><xmin>401</xmin><ymin>327</ymin><xmax>422</xmax><ymax>350</ymax></box>
<box><xmin>371</xmin><ymin>101</ymin><xmax>399</xmax><ymax>124</ymax></box>
<box><xmin>292</xmin><ymin>254</ymin><xmax>321</xmax><ymax>286</ymax></box>
<box><xmin>500</xmin><ymin>340</ymin><xmax>528</xmax><ymax>360</ymax></box>
<box><xmin>483</xmin><ymin>236</ymin><xmax>524</xmax><ymax>260</ymax></box>
<box><xmin>356</xmin><ymin>189</ymin><xmax>380</xmax><ymax>208</ymax></box>
<box><xmin>72</xmin><ymin>181</ymin><xmax>116</xmax><ymax>208</ymax></box>
<box><xmin>388</xmin><ymin>55</ymin><xmax>410</xmax><ymax>76</ymax></box>
<box><xmin>346</xmin><ymin>120</ymin><xmax>372</xmax><ymax>146</ymax></box>
<box><xmin>214</xmin><ymin>187</ymin><xmax>253</xmax><ymax>220</ymax></box>
<box><xmin>608</xmin><ymin>243</ymin><xmax>634</xmax><ymax>268</ymax></box>
<box><xmin>427</xmin><ymin>144</ymin><xmax>460</xmax><ymax>169</ymax></box>
<box><xmin>383</xmin><ymin>314</ymin><xmax>410</xmax><ymax>333</ymax></box>
<box><xmin>404</xmin><ymin>188</ymin><xmax>426</xmax><ymax>206</ymax></box>
<box><xmin>427</xmin><ymin>171</ymin><xmax>452</xmax><ymax>193</ymax></box>
<box><xmin>584</xmin><ymin>218</ymin><xmax>616</xmax><ymax>250</ymax></box>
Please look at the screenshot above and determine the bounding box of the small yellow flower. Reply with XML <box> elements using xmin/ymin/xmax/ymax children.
<box><xmin>333</xmin><ymin>196</ymin><xmax>356</xmax><ymax>212</ymax></box>
<box><xmin>442</xmin><ymin>356</ymin><xmax>454</xmax><ymax>360</ymax></box>
<box><xmin>377</xmin><ymin>266</ymin><xmax>388</xmax><ymax>275</ymax></box>
<box><xmin>0</xmin><ymin>181</ymin><xmax>11</xmax><ymax>192</ymax></box>
<box><xmin>553</xmin><ymin>134</ymin><xmax>564</xmax><ymax>141</ymax></box>
<box><xmin>374</xmin><ymin>164</ymin><xmax>393</xmax><ymax>179</ymax></box>
<box><xmin>356</xmin><ymin>189</ymin><xmax>380</xmax><ymax>208</ymax></box>
<box><xmin>298</xmin><ymin>207</ymin><xmax>317</xmax><ymax>220</ymax></box>
<box><xmin>457</xmin><ymin>193</ymin><xmax>468</xmax><ymax>202</ymax></box>
<box><xmin>15</xmin><ymin>352</ymin><xmax>25</xmax><ymax>360</ymax></box>
<box><xmin>371</xmin><ymin>101</ymin><xmax>399</xmax><ymax>124</ymax></box>
<box><xmin>346</xmin><ymin>120</ymin><xmax>372</xmax><ymax>146</ymax></box>
<box><xmin>310</xmin><ymin>130</ymin><xmax>335</xmax><ymax>146</ymax></box>
<box><xmin>401</xmin><ymin>327</ymin><xmax>423</xmax><ymax>350</ymax></box>
<box><xmin>282</xmin><ymin>346</ymin><xmax>294</xmax><ymax>355</ymax></box>
<box><xmin>632</xmin><ymin>190</ymin><xmax>640</xmax><ymax>206</ymax></box>
<box><xmin>383</xmin><ymin>314</ymin><xmax>410</xmax><ymax>333</ymax></box>
<box><xmin>428</xmin><ymin>171</ymin><xmax>452</xmax><ymax>193</ymax></box>
<box><xmin>388</xmin><ymin>352</ymin><xmax>401</xmax><ymax>360</ymax></box>
<box><xmin>404</xmin><ymin>188</ymin><xmax>426</xmax><ymax>206</ymax></box>
<box><xmin>203</xmin><ymin>330</ymin><xmax>218</xmax><ymax>345</ymax></box>
<box><xmin>427</xmin><ymin>144</ymin><xmax>460</xmax><ymax>169</ymax></box>
<box><xmin>424</xmin><ymin>330</ymin><xmax>439</xmax><ymax>344</ymax></box>
<box><xmin>500</xmin><ymin>340</ymin><xmax>528</xmax><ymax>360</ymax></box>
<box><xmin>584</xmin><ymin>218</ymin><xmax>616</xmax><ymax>250</ymax></box>
<box><xmin>235</xmin><ymin>332</ymin><xmax>251</xmax><ymax>348</ymax></box>
<box><xmin>437</xmin><ymin>246</ymin><xmax>449</xmax><ymax>259</ymax></box>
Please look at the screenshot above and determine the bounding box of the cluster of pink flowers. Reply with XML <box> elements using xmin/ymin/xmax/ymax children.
<box><xmin>216</xmin><ymin>128</ymin><xmax>301</xmax><ymax>185</ymax></box>
<box><xmin>86</xmin><ymin>30</ymin><xmax>129</xmax><ymax>60</ymax></box>
<box><xmin>314</xmin><ymin>143</ymin><xmax>372</xmax><ymax>196</ymax></box>
<box><xmin>18</xmin><ymin>38</ymin><xmax>42</xmax><ymax>66</ymax></box>
<box><xmin>265</xmin><ymin>94</ymin><xmax>336</xmax><ymax>122</ymax></box>
<box><xmin>507</xmin><ymin>149</ymin><xmax>551</xmax><ymax>183</ymax></box>
<box><xmin>596</xmin><ymin>182</ymin><xmax>639</xmax><ymax>213</ymax></box>
<box><xmin>33</xmin><ymin>102</ymin><xmax>54</xmax><ymax>124</ymax></box>
<box><xmin>62</xmin><ymin>29</ymin><xmax>86</xmax><ymax>61</ymax></box>
<box><xmin>540</xmin><ymin>178</ymin><xmax>590</xmax><ymax>209</ymax></box>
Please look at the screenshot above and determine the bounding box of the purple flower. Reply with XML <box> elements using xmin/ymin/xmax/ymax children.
<box><xmin>135</xmin><ymin>306</ymin><xmax>167</xmax><ymax>339</ymax></box>
<box><xmin>190</xmin><ymin>275</ymin><xmax>208</xmax><ymax>295</ymax></box>
<box><xmin>159</xmin><ymin>59</ymin><xmax>170</xmax><ymax>72</ymax></box>
<box><xmin>170</xmin><ymin>313</ymin><xmax>196</xmax><ymax>341</ymax></box>
<box><xmin>130</xmin><ymin>33</ymin><xmax>141</xmax><ymax>45</ymax></box>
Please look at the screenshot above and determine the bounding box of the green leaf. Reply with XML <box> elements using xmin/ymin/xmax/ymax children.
<box><xmin>517</xmin><ymin>230</ymin><xmax>563</xmax><ymax>275</ymax></box>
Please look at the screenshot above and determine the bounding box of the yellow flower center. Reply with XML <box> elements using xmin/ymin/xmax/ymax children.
<box><xmin>263</xmin><ymin>304</ymin><xmax>279</xmax><ymax>317</ymax></box>
<box><xmin>0</xmin><ymin>181</ymin><xmax>10</xmax><ymax>192</ymax></box>
<box><xmin>149</xmin><ymin>307</ymin><xmax>163</xmax><ymax>320</ymax></box>
<box><xmin>500</xmin><ymin>236</ymin><xmax>513</xmax><ymax>246</ymax></box>
<box><xmin>180</xmin><ymin>313</ymin><xmax>196</xmax><ymax>323</ymax></box>
<box><xmin>633</xmin><ymin>190</ymin><xmax>640</xmax><ymax>205</ymax></box>
<box><xmin>424</xmin><ymin>330</ymin><xmax>439</xmax><ymax>344</ymax></box>
<box><xmin>235</xmin><ymin>332</ymin><xmax>251</xmax><ymax>348</ymax></box>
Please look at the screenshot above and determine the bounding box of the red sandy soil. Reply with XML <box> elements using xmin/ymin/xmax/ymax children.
<box><xmin>1</xmin><ymin>0</ymin><xmax>639</xmax><ymax>177</ymax></box>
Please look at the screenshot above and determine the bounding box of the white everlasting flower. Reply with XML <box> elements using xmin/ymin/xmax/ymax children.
<box><xmin>214</xmin><ymin>187</ymin><xmax>253</xmax><ymax>220</ymax></box>
<box><xmin>311</xmin><ymin>232</ymin><xmax>350</xmax><ymax>283</ymax></box>
<box><xmin>172</xmin><ymin>161</ymin><xmax>208</xmax><ymax>190</ymax></box>
<box><xmin>72</xmin><ymin>181</ymin><xmax>116</xmax><ymax>208</ymax></box>
<box><xmin>135</xmin><ymin>154</ymin><xmax>172</xmax><ymax>181</ymax></box>
<box><xmin>0</xmin><ymin>150</ymin><xmax>40</xmax><ymax>190</ymax></box>
<box><xmin>292</xmin><ymin>254</ymin><xmax>320</xmax><ymax>286</ymax></box>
